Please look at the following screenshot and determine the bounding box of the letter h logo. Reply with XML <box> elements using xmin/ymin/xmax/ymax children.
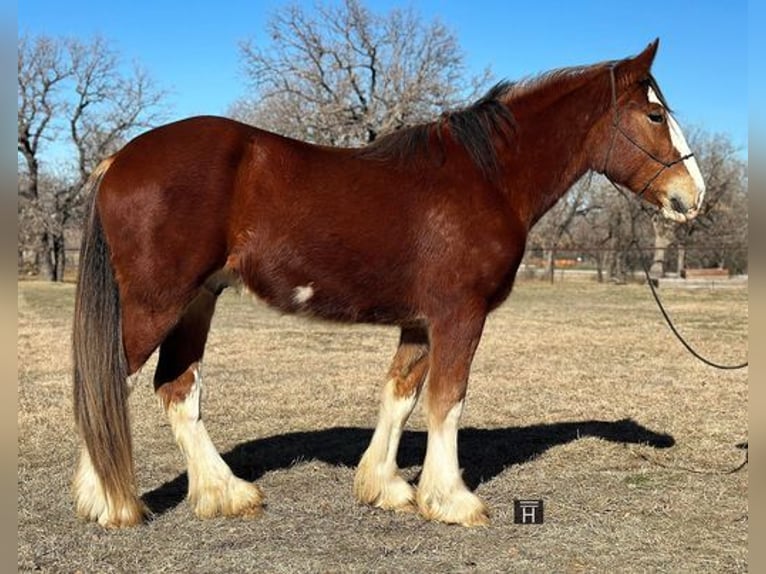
<box><xmin>514</xmin><ymin>499</ymin><xmax>544</xmax><ymax>524</ymax></box>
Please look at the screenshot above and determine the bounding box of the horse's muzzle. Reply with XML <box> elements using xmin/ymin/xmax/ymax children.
<box><xmin>661</xmin><ymin>193</ymin><xmax>700</xmax><ymax>223</ymax></box>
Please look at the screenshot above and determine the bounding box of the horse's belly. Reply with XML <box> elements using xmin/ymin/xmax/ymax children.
<box><xmin>237</xmin><ymin>251</ymin><xmax>417</xmax><ymax>326</ymax></box>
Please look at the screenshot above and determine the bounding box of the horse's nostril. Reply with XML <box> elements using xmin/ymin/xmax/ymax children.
<box><xmin>670</xmin><ymin>196</ymin><xmax>685</xmax><ymax>214</ymax></box>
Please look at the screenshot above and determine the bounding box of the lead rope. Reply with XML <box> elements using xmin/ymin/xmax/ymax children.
<box><xmin>600</xmin><ymin>68</ymin><xmax>747</xmax><ymax>474</ymax></box>
<box><xmin>631</xmin><ymin>239</ymin><xmax>748</xmax><ymax>370</ymax></box>
<box><xmin>630</xmin><ymin>241</ymin><xmax>748</xmax><ymax>475</ymax></box>
<box><xmin>601</xmin><ymin>65</ymin><xmax>747</xmax><ymax>371</ymax></box>
<box><xmin>629</xmin><ymin>443</ymin><xmax>748</xmax><ymax>475</ymax></box>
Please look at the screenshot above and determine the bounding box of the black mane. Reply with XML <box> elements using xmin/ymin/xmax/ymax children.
<box><xmin>357</xmin><ymin>81</ymin><xmax>517</xmax><ymax>182</ymax></box>
<box><xmin>357</xmin><ymin>58</ymin><xmax>662</xmax><ymax>182</ymax></box>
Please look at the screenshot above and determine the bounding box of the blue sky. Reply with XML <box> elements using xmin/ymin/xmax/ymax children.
<box><xmin>19</xmin><ymin>1</ymin><xmax>748</xmax><ymax>157</ymax></box>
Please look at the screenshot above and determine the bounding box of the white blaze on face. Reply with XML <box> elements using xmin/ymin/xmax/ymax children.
<box><xmin>647</xmin><ymin>87</ymin><xmax>706</xmax><ymax>209</ymax></box>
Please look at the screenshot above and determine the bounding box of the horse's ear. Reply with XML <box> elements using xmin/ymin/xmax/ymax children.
<box><xmin>616</xmin><ymin>38</ymin><xmax>660</xmax><ymax>88</ymax></box>
<box><xmin>639</xmin><ymin>38</ymin><xmax>660</xmax><ymax>67</ymax></box>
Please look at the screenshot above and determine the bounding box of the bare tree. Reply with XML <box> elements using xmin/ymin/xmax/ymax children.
<box><xmin>528</xmin><ymin>176</ymin><xmax>596</xmax><ymax>282</ymax></box>
<box><xmin>671</xmin><ymin>130</ymin><xmax>747</xmax><ymax>274</ymax></box>
<box><xmin>588</xmin><ymin>183</ymin><xmax>652</xmax><ymax>282</ymax></box>
<box><xmin>529</xmin><ymin>173</ymin><xmax>652</xmax><ymax>283</ymax></box>
<box><xmin>18</xmin><ymin>34</ymin><xmax>164</xmax><ymax>281</ymax></box>
<box><xmin>234</xmin><ymin>0</ymin><xmax>490</xmax><ymax>145</ymax></box>
<box><xmin>527</xmin><ymin>129</ymin><xmax>747</xmax><ymax>281</ymax></box>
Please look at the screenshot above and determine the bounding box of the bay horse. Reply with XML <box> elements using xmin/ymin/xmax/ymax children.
<box><xmin>72</xmin><ymin>39</ymin><xmax>705</xmax><ymax>528</ymax></box>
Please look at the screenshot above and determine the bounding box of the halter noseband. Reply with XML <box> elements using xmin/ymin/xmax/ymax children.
<box><xmin>601</xmin><ymin>65</ymin><xmax>695</xmax><ymax>200</ymax></box>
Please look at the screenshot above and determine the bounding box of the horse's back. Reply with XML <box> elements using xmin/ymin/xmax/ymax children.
<box><xmin>102</xmin><ymin>115</ymin><xmax>258</xmax><ymax>195</ymax></box>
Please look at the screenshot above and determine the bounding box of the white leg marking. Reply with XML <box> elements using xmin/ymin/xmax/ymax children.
<box><xmin>417</xmin><ymin>400</ymin><xmax>489</xmax><ymax>526</ymax></box>
<box><xmin>292</xmin><ymin>284</ymin><xmax>314</xmax><ymax>305</ymax></box>
<box><xmin>73</xmin><ymin>447</ymin><xmax>110</xmax><ymax>525</ymax></box>
<box><xmin>354</xmin><ymin>378</ymin><xmax>420</xmax><ymax>510</ymax></box>
<box><xmin>167</xmin><ymin>366</ymin><xmax>263</xmax><ymax>518</ymax></box>
<box><xmin>73</xmin><ymin>447</ymin><xmax>146</xmax><ymax>527</ymax></box>
<box><xmin>647</xmin><ymin>87</ymin><xmax>706</xmax><ymax>208</ymax></box>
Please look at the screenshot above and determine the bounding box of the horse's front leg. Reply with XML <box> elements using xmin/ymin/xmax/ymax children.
<box><xmin>354</xmin><ymin>325</ymin><xmax>429</xmax><ymax>511</ymax></box>
<box><xmin>416</xmin><ymin>304</ymin><xmax>489</xmax><ymax>526</ymax></box>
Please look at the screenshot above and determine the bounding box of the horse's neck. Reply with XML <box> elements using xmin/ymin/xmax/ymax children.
<box><xmin>518</xmin><ymin>137</ymin><xmax>592</xmax><ymax>229</ymax></box>
<box><xmin>501</xmin><ymin>77</ymin><xmax>607</xmax><ymax>227</ymax></box>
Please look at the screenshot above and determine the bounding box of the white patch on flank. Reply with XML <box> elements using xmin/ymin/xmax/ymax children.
<box><xmin>292</xmin><ymin>284</ymin><xmax>314</xmax><ymax>305</ymax></box>
<box><xmin>648</xmin><ymin>87</ymin><xmax>706</xmax><ymax>208</ymax></box>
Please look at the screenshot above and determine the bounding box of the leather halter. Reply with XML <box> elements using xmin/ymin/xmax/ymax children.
<box><xmin>601</xmin><ymin>65</ymin><xmax>695</xmax><ymax>200</ymax></box>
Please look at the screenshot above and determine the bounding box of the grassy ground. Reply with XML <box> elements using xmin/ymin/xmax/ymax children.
<box><xmin>18</xmin><ymin>279</ymin><xmax>748</xmax><ymax>573</ymax></box>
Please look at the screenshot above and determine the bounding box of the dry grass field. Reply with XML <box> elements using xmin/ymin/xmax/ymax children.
<box><xmin>18</xmin><ymin>278</ymin><xmax>747</xmax><ymax>573</ymax></box>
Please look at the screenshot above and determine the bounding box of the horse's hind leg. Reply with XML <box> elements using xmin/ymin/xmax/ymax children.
<box><xmin>154</xmin><ymin>287</ymin><xmax>263</xmax><ymax>519</ymax></box>
<box><xmin>354</xmin><ymin>325</ymin><xmax>429</xmax><ymax>511</ymax></box>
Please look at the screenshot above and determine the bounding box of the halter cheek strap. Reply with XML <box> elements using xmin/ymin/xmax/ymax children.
<box><xmin>601</xmin><ymin>65</ymin><xmax>694</xmax><ymax>200</ymax></box>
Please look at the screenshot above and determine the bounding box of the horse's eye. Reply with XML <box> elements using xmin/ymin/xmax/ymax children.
<box><xmin>648</xmin><ymin>112</ymin><xmax>664</xmax><ymax>124</ymax></box>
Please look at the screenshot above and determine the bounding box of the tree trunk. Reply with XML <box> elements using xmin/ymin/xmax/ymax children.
<box><xmin>53</xmin><ymin>233</ymin><xmax>66</xmax><ymax>281</ymax></box>
<box><xmin>32</xmin><ymin>230</ymin><xmax>68</xmax><ymax>281</ymax></box>
<box><xmin>596</xmin><ymin>251</ymin><xmax>604</xmax><ymax>283</ymax></box>
<box><xmin>545</xmin><ymin>248</ymin><xmax>556</xmax><ymax>284</ymax></box>
<box><xmin>677</xmin><ymin>244</ymin><xmax>686</xmax><ymax>276</ymax></box>
<box><xmin>36</xmin><ymin>231</ymin><xmax>56</xmax><ymax>281</ymax></box>
<box><xmin>651</xmin><ymin>216</ymin><xmax>673</xmax><ymax>278</ymax></box>
<box><xmin>610</xmin><ymin>248</ymin><xmax>625</xmax><ymax>283</ymax></box>
<box><xmin>604</xmin><ymin>239</ymin><xmax>616</xmax><ymax>282</ymax></box>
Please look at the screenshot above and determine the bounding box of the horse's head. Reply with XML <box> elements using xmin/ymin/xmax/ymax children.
<box><xmin>593</xmin><ymin>39</ymin><xmax>705</xmax><ymax>223</ymax></box>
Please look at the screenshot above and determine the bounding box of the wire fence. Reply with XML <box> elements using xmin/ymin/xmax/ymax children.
<box><xmin>21</xmin><ymin>242</ymin><xmax>748</xmax><ymax>285</ymax></box>
<box><xmin>519</xmin><ymin>244</ymin><xmax>748</xmax><ymax>283</ymax></box>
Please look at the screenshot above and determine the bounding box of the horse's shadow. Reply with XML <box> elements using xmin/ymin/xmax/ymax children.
<box><xmin>143</xmin><ymin>418</ymin><xmax>674</xmax><ymax>516</ymax></box>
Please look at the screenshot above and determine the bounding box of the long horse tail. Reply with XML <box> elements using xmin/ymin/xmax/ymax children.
<box><xmin>72</xmin><ymin>157</ymin><xmax>143</xmax><ymax>525</ymax></box>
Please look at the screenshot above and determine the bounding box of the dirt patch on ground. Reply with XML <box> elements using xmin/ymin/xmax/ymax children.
<box><xmin>18</xmin><ymin>280</ymin><xmax>748</xmax><ymax>572</ymax></box>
